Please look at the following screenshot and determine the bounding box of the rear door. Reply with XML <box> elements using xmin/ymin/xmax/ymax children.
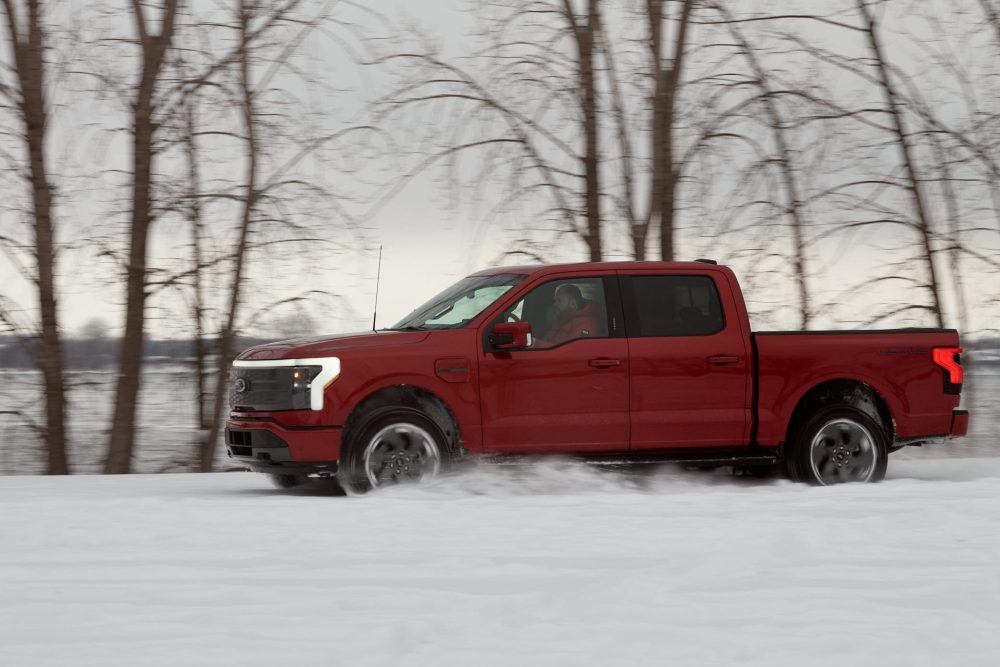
<box><xmin>621</xmin><ymin>270</ymin><xmax>751</xmax><ymax>449</ymax></box>
<box><xmin>478</xmin><ymin>274</ymin><xmax>629</xmax><ymax>453</ymax></box>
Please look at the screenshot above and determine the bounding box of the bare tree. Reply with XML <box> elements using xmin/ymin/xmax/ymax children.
<box><xmin>180</xmin><ymin>78</ymin><xmax>210</xmax><ymax>437</ymax></box>
<box><xmin>597</xmin><ymin>0</ymin><xmax>697</xmax><ymax>261</ymax></box>
<box><xmin>855</xmin><ymin>0</ymin><xmax>944</xmax><ymax>327</ymax></box>
<box><xmin>706</xmin><ymin>2</ymin><xmax>812</xmax><ymax>327</ymax></box>
<box><xmin>566</xmin><ymin>0</ymin><xmax>603</xmax><ymax>261</ymax></box>
<box><xmin>198</xmin><ymin>0</ymin><xmax>263</xmax><ymax>472</ymax></box>
<box><xmin>979</xmin><ymin>0</ymin><xmax>1000</xmax><ymax>50</ymax></box>
<box><xmin>928</xmin><ymin>132</ymin><xmax>970</xmax><ymax>335</ymax></box>
<box><xmin>372</xmin><ymin>0</ymin><xmax>615</xmax><ymax>262</ymax></box>
<box><xmin>648</xmin><ymin>0</ymin><xmax>696</xmax><ymax>261</ymax></box>
<box><xmin>899</xmin><ymin>3</ymin><xmax>1000</xmax><ymax>245</ymax></box>
<box><xmin>103</xmin><ymin>0</ymin><xmax>182</xmax><ymax>473</ymax></box>
<box><xmin>752</xmin><ymin>2</ymin><xmax>951</xmax><ymax>327</ymax></box>
<box><xmin>195</xmin><ymin>0</ymin><xmax>362</xmax><ymax>471</ymax></box>
<box><xmin>1</xmin><ymin>0</ymin><xmax>69</xmax><ymax>473</ymax></box>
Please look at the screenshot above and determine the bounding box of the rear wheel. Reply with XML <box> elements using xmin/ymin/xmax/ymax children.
<box><xmin>789</xmin><ymin>405</ymin><xmax>888</xmax><ymax>485</ymax></box>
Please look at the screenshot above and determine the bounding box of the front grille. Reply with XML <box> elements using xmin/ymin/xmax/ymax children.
<box><xmin>230</xmin><ymin>367</ymin><xmax>300</xmax><ymax>411</ymax></box>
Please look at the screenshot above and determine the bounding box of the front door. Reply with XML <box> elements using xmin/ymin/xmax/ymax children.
<box><xmin>621</xmin><ymin>271</ymin><xmax>750</xmax><ymax>449</ymax></box>
<box><xmin>478</xmin><ymin>274</ymin><xmax>629</xmax><ymax>453</ymax></box>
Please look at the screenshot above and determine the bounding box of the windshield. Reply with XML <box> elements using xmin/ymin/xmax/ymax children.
<box><xmin>390</xmin><ymin>274</ymin><xmax>526</xmax><ymax>330</ymax></box>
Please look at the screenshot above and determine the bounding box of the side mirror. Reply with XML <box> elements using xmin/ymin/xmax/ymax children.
<box><xmin>489</xmin><ymin>321</ymin><xmax>532</xmax><ymax>350</ymax></box>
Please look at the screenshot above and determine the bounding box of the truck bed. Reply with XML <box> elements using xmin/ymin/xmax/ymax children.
<box><xmin>752</xmin><ymin>328</ymin><xmax>963</xmax><ymax>447</ymax></box>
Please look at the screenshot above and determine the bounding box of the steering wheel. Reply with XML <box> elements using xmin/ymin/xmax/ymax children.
<box><xmin>505</xmin><ymin>312</ymin><xmax>521</xmax><ymax>323</ymax></box>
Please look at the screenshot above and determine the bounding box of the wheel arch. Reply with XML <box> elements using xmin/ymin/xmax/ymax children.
<box><xmin>342</xmin><ymin>384</ymin><xmax>463</xmax><ymax>456</ymax></box>
<box><xmin>783</xmin><ymin>378</ymin><xmax>895</xmax><ymax>450</ymax></box>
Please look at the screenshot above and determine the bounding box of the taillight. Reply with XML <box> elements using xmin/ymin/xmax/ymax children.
<box><xmin>932</xmin><ymin>347</ymin><xmax>963</xmax><ymax>387</ymax></box>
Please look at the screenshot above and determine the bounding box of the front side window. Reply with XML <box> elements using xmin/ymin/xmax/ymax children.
<box><xmin>629</xmin><ymin>275</ymin><xmax>725</xmax><ymax>336</ymax></box>
<box><xmin>499</xmin><ymin>277</ymin><xmax>609</xmax><ymax>348</ymax></box>
<box><xmin>392</xmin><ymin>274</ymin><xmax>526</xmax><ymax>330</ymax></box>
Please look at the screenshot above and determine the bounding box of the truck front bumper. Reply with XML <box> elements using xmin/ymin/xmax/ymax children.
<box><xmin>225</xmin><ymin>418</ymin><xmax>342</xmax><ymax>475</ymax></box>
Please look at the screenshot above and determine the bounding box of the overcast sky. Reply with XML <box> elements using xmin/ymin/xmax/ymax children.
<box><xmin>1</xmin><ymin>0</ymin><xmax>487</xmax><ymax>337</ymax></box>
<box><xmin>1</xmin><ymin>0</ymin><xmax>997</xmax><ymax>340</ymax></box>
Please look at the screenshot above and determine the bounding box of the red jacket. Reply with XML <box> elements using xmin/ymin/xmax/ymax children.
<box><xmin>538</xmin><ymin>300</ymin><xmax>601</xmax><ymax>347</ymax></box>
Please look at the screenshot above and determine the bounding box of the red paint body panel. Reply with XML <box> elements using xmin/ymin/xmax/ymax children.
<box><xmin>321</xmin><ymin>329</ymin><xmax>486</xmax><ymax>452</ymax></box>
<box><xmin>951</xmin><ymin>410</ymin><xmax>969</xmax><ymax>436</ymax></box>
<box><xmin>754</xmin><ymin>331</ymin><xmax>962</xmax><ymax>445</ymax></box>
<box><xmin>479</xmin><ymin>337</ymin><xmax>629</xmax><ymax>452</ymax></box>
<box><xmin>227</xmin><ymin>417</ymin><xmax>343</xmax><ymax>461</ymax></box>
<box><xmin>224</xmin><ymin>261</ymin><xmax>969</xmax><ymax>467</ymax></box>
<box><xmin>622</xmin><ymin>266</ymin><xmax>751</xmax><ymax>449</ymax></box>
<box><xmin>477</xmin><ymin>267</ymin><xmax>629</xmax><ymax>453</ymax></box>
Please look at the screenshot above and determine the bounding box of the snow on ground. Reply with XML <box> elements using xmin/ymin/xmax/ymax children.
<box><xmin>2</xmin><ymin>458</ymin><xmax>1000</xmax><ymax>666</ymax></box>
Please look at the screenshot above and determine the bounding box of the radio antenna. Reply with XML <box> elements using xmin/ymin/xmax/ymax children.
<box><xmin>372</xmin><ymin>245</ymin><xmax>383</xmax><ymax>331</ymax></box>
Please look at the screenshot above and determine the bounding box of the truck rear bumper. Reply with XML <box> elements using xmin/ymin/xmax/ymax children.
<box><xmin>950</xmin><ymin>409</ymin><xmax>970</xmax><ymax>437</ymax></box>
<box><xmin>225</xmin><ymin>418</ymin><xmax>342</xmax><ymax>475</ymax></box>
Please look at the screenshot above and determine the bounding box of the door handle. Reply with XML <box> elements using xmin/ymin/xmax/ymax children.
<box><xmin>707</xmin><ymin>355</ymin><xmax>739</xmax><ymax>366</ymax></box>
<box><xmin>589</xmin><ymin>358</ymin><xmax>622</xmax><ymax>368</ymax></box>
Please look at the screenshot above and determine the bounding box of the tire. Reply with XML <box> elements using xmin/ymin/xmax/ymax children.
<box><xmin>339</xmin><ymin>407</ymin><xmax>452</xmax><ymax>494</ymax></box>
<box><xmin>783</xmin><ymin>446</ymin><xmax>802</xmax><ymax>483</ymax></box>
<box><xmin>788</xmin><ymin>405</ymin><xmax>889</xmax><ymax>485</ymax></box>
<box><xmin>268</xmin><ymin>473</ymin><xmax>306</xmax><ymax>489</ymax></box>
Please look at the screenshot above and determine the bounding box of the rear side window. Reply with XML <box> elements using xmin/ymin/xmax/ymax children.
<box><xmin>628</xmin><ymin>275</ymin><xmax>725</xmax><ymax>337</ymax></box>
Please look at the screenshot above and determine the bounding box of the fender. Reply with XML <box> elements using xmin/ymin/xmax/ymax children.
<box><xmin>760</xmin><ymin>370</ymin><xmax>902</xmax><ymax>447</ymax></box>
<box><xmin>326</xmin><ymin>369</ymin><xmax>484</xmax><ymax>452</ymax></box>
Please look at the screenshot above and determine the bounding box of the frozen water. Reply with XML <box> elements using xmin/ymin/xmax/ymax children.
<box><xmin>0</xmin><ymin>366</ymin><xmax>217</xmax><ymax>474</ymax></box>
<box><xmin>0</xmin><ymin>366</ymin><xmax>996</xmax><ymax>474</ymax></box>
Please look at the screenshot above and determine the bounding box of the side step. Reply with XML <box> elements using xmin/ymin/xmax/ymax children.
<box><xmin>480</xmin><ymin>448</ymin><xmax>780</xmax><ymax>468</ymax></box>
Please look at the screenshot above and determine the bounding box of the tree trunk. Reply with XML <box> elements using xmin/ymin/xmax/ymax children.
<box><xmin>184</xmin><ymin>99</ymin><xmax>209</xmax><ymax>436</ymax></box>
<box><xmin>596</xmin><ymin>19</ymin><xmax>641</xmax><ymax>259</ymax></box>
<box><xmin>2</xmin><ymin>0</ymin><xmax>70</xmax><ymax>473</ymax></box>
<box><xmin>582</xmin><ymin>0</ymin><xmax>601</xmax><ymax>262</ymax></box>
<box><xmin>648</xmin><ymin>0</ymin><xmax>665</xmax><ymax>259</ymax></box>
<box><xmin>929</xmin><ymin>134</ymin><xmax>969</xmax><ymax>335</ymax></box>
<box><xmin>200</xmin><ymin>0</ymin><xmax>259</xmax><ymax>472</ymax></box>
<box><xmin>649</xmin><ymin>0</ymin><xmax>695</xmax><ymax>262</ymax></box>
<box><xmin>105</xmin><ymin>0</ymin><xmax>181</xmax><ymax>473</ymax></box>
<box><xmin>562</xmin><ymin>0</ymin><xmax>602</xmax><ymax>262</ymax></box>
<box><xmin>857</xmin><ymin>0</ymin><xmax>945</xmax><ymax>328</ymax></box>
<box><xmin>979</xmin><ymin>0</ymin><xmax>1000</xmax><ymax>51</ymax></box>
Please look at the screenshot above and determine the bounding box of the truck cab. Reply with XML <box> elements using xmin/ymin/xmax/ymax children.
<box><xmin>226</xmin><ymin>261</ymin><xmax>968</xmax><ymax>491</ymax></box>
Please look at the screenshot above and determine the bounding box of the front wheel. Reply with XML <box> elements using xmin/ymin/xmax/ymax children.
<box><xmin>340</xmin><ymin>409</ymin><xmax>449</xmax><ymax>494</ymax></box>
<box><xmin>789</xmin><ymin>406</ymin><xmax>888</xmax><ymax>485</ymax></box>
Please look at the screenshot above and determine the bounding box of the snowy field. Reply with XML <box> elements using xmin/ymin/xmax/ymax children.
<box><xmin>2</xmin><ymin>458</ymin><xmax>1000</xmax><ymax>666</ymax></box>
<box><xmin>0</xmin><ymin>365</ymin><xmax>997</xmax><ymax>474</ymax></box>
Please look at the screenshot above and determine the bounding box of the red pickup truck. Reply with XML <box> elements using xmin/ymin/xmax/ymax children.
<box><xmin>226</xmin><ymin>261</ymin><xmax>969</xmax><ymax>492</ymax></box>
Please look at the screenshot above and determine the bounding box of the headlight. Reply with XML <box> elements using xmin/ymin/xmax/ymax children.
<box><xmin>289</xmin><ymin>366</ymin><xmax>323</xmax><ymax>410</ymax></box>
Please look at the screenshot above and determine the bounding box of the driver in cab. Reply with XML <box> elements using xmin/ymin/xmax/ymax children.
<box><xmin>533</xmin><ymin>284</ymin><xmax>600</xmax><ymax>348</ymax></box>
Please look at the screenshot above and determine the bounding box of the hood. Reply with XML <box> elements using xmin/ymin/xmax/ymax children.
<box><xmin>237</xmin><ymin>330</ymin><xmax>431</xmax><ymax>361</ymax></box>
